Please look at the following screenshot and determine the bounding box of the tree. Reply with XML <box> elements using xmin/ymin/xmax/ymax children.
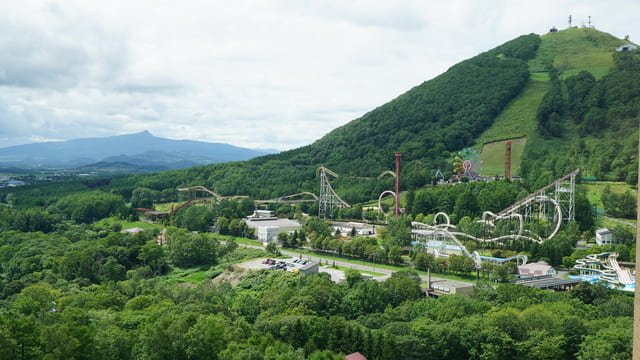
<box><xmin>344</xmin><ymin>269</ymin><xmax>363</xmax><ymax>288</ymax></box>
<box><xmin>383</xmin><ymin>271</ymin><xmax>421</xmax><ymax>306</ymax></box>
<box><xmin>167</xmin><ymin>230</ymin><xmax>218</xmax><ymax>267</ymax></box>
<box><xmin>387</xmin><ymin>245</ymin><xmax>402</xmax><ymax>265</ymax></box>
<box><xmin>414</xmin><ymin>252</ymin><xmax>435</xmax><ymax>271</ymax></box>
<box><xmin>100</xmin><ymin>257</ymin><xmax>126</xmax><ymax>282</ymax></box>
<box><xmin>265</xmin><ymin>242</ymin><xmax>279</xmax><ymax>255</ymax></box>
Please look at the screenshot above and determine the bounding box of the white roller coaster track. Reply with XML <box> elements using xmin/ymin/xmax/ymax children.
<box><xmin>411</xmin><ymin>170</ymin><xmax>578</xmax><ymax>269</ymax></box>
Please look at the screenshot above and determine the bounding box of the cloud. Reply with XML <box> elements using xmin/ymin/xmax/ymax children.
<box><xmin>0</xmin><ymin>0</ymin><xmax>638</xmax><ymax>151</ymax></box>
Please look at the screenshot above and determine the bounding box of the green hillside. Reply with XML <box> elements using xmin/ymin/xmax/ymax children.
<box><xmin>476</xmin><ymin>27</ymin><xmax>633</xmax><ymax>178</ymax></box>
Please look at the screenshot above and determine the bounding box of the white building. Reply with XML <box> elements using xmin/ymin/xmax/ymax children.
<box><xmin>244</xmin><ymin>217</ymin><xmax>302</xmax><ymax>245</ymax></box>
<box><xmin>248</xmin><ymin>209</ymin><xmax>276</xmax><ymax>219</ymax></box>
<box><xmin>332</xmin><ymin>221</ymin><xmax>375</xmax><ymax>236</ymax></box>
<box><xmin>257</xmin><ymin>226</ymin><xmax>280</xmax><ymax>245</ymax></box>
<box><xmin>595</xmin><ymin>228</ymin><xmax>612</xmax><ymax>246</ymax></box>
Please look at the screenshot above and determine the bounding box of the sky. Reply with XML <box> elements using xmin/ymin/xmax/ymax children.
<box><xmin>0</xmin><ymin>1</ymin><xmax>638</xmax><ymax>151</ymax></box>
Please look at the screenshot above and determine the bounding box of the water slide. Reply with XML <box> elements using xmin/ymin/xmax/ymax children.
<box><xmin>573</xmin><ymin>252</ymin><xmax>633</xmax><ymax>286</ymax></box>
<box><xmin>608</xmin><ymin>255</ymin><xmax>633</xmax><ymax>285</ymax></box>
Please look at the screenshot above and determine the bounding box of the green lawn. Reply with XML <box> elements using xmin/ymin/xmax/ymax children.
<box><xmin>163</xmin><ymin>267</ymin><xmax>210</xmax><ymax>284</ymax></box>
<box><xmin>475</xmin><ymin>77</ymin><xmax>548</xmax><ymax>177</ymax></box>
<box><xmin>480</xmin><ymin>137</ymin><xmax>527</xmax><ymax>177</ymax></box>
<box><xmin>580</xmin><ymin>182</ymin><xmax>636</xmax><ymax>209</ymax></box>
<box><xmin>330</xmin><ymin>265</ymin><xmax>385</xmax><ymax>277</ymax></box>
<box><xmin>560</xmin><ymin>66</ymin><xmax>611</xmax><ymax>80</ymax></box>
<box><xmin>539</xmin><ymin>27</ymin><xmax>623</xmax><ymax>79</ymax></box>
<box><xmin>475</xmin><ymin>80</ymin><xmax>547</xmax><ymax>148</ymax></box>
<box><xmin>95</xmin><ymin>217</ymin><xmax>162</xmax><ymax>231</ymax></box>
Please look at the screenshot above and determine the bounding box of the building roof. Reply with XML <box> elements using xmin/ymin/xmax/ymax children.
<box><xmin>616</xmin><ymin>44</ymin><xmax>638</xmax><ymax>51</ymax></box>
<box><xmin>345</xmin><ymin>352</ymin><xmax>368</xmax><ymax>360</ymax></box>
<box><xmin>244</xmin><ymin>218</ymin><xmax>301</xmax><ymax>229</ymax></box>
<box><xmin>518</xmin><ymin>261</ymin><xmax>553</xmax><ymax>275</ymax></box>
<box><xmin>123</xmin><ymin>227</ymin><xmax>144</xmax><ymax>234</ymax></box>
<box><xmin>332</xmin><ymin>221</ymin><xmax>373</xmax><ymax>229</ymax></box>
<box><xmin>595</xmin><ymin>228</ymin><xmax>611</xmax><ymax>235</ymax></box>
<box><xmin>429</xmin><ymin>279</ymin><xmax>474</xmax><ymax>290</ymax></box>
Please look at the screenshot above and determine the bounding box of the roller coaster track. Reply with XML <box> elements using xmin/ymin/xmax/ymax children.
<box><xmin>410</xmin><ymin>169</ymin><xmax>579</xmax><ymax>269</ymax></box>
<box><xmin>498</xmin><ymin>168</ymin><xmax>578</xmax><ymax>222</ymax></box>
<box><xmin>177</xmin><ymin>186</ymin><xmax>249</xmax><ymax>201</ymax></box>
<box><xmin>317</xmin><ymin>166</ymin><xmax>350</xmax><ymax>218</ymax></box>
<box><xmin>170</xmin><ymin>198</ymin><xmax>213</xmax><ymax>215</ymax></box>
<box><xmin>255</xmin><ymin>192</ymin><xmax>319</xmax><ymax>204</ymax></box>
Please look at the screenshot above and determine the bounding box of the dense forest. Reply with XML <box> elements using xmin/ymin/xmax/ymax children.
<box><xmin>0</xmin><ymin>219</ymin><xmax>633</xmax><ymax>359</ymax></box>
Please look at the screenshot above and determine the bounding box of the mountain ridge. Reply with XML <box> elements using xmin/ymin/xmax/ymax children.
<box><xmin>0</xmin><ymin>131</ymin><xmax>271</xmax><ymax>170</ymax></box>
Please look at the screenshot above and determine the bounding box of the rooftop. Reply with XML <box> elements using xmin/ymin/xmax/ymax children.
<box><xmin>518</xmin><ymin>261</ymin><xmax>553</xmax><ymax>275</ymax></box>
<box><xmin>244</xmin><ymin>217</ymin><xmax>301</xmax><ymax>229</ymax></box>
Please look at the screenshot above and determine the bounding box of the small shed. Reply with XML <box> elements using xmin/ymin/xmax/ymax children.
<box><xmin>595</xmin><ymin>228</ymin><xmax>612</xmax><ymax>246</ymax></box>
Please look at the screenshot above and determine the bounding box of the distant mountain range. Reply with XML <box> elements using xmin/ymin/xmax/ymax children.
<box><xmin>0</xmin><ymin>131</ymin><xmax>273</xmax><ymax>172</ymax></box>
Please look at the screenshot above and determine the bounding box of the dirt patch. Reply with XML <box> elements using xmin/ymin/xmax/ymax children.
<box><xmin>211</xmin><ymin>264</ymin><xmax>251</xmax><ymax>286</ymax></box>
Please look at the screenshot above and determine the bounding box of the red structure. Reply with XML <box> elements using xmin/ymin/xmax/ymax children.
<box><xmin>505</xmin><ymin>140</ymin><xmax>512</xmax><ymax>180</ymax></box>
<box><xmin>394</xmin><ymin>153</ymin><xmax>402</xmax><ymax>216</ymax></box>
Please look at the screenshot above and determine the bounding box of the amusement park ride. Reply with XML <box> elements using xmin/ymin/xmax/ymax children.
<box><xmin>411</xmin><ymin>169</ymin><xmax>579</xmax><ymax>269</ymax></box>
<box><xmin>173</xmin><ymin>149</ymin><xmax>590</xmax><ymax>272</ymax></box>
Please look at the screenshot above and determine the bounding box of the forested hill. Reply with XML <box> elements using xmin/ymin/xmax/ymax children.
<box><xmin>123</xmin><ymin>34</ymin><xmax>539</xmax><ymax>201</ymax></box>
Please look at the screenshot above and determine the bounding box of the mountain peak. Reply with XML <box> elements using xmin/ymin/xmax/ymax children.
<box><xmin>131</xmin><ymin>130</ymin><xmax>154</xmax><ymax>137</ymax></box>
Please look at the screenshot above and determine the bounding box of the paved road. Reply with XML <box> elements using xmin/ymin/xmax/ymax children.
<box><xmin>234</xmin><ymin>241</ymin><xmax>474</xmax><ymax>285</ymax></box>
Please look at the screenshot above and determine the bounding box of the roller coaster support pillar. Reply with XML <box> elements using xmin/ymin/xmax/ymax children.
<box><xmin>394</xmin><ymin>153</ymin><xmax>401</xmax><ymax>216</ymax></box>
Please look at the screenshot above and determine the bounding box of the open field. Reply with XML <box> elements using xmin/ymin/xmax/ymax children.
<box><xmin>580</xmin><ymin>182</ymin><xmax>636</xmax><ymax>209</ymax></box>
<box><xmin>96</xmin><ymin>217</ymin><xmax>162</xmax><ymax>231</ymax></box>
<box><xmin>480</xmin><ymin>137</ymin><xmax>527</xmax><ymax>177</ymax></box>
<box><xmin>539</xmin><ymin>27</ymin><xmax>623</xmax><ymax>78</ymax></box>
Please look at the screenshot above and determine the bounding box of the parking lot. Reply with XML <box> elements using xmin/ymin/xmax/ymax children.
<box><xmin>238</xmin><ymin>257</ymin><xmax>341</xmax><ymax>280</ymax></box>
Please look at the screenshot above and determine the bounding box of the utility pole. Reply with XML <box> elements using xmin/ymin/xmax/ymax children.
<box><xmin>634</xmin><ymin>132</ymin><xmax>640</xmax><ymax>360</ymax></box>
<box><xmin>568</xmin><ymin>14</ymin><xmax>572</xmax><ymax>28</ymax></box>
<box><xmin>588</xmin><ymin>16</ymin><xmax>591</xmax><ymax>28</ymax></box>
<box><xmin>394</xmin><ymin>153</ymin><xmax>402</xmax><ymax>216</ymax></box>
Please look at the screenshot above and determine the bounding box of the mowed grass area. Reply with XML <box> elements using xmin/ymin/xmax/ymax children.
<box><xmin>475</xmin><ymin>78</ymin><xmax>548</xmax><ymax>176</ymax></box>
<box><xmin>480</xmin><ymin>137</ymin><xmax>527</xmax><ymax>176</ymax></box>
<box><xmin>538</xmin><ymin>27</ymin><xmax>624</xmax><ymax>79</ymax></box>
<box><xmin>475</xmin><ymin>80</ymin><xmax>547</xmax><ymax>147</ymax></box>
<box><xmin>580</xmin><ymin>182</ymin><xmax>636</xmax><ymax>209</ymax></box>
<box><xmin>95</xmin><ymin>217</ymin><xmax>162</xmax><ymax>231</ymax></box>
<box><xmin>561</xmin><ymin>66</ymin><xmax>611</xmax><ymax>80</ymax></box>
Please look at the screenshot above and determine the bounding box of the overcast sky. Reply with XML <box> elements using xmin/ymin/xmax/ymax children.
<box><xmin>0</xmin><ymin>1</ymin><xmax>638</xmax><ymax>150</ymax></box>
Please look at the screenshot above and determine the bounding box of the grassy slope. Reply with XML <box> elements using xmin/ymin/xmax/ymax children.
<box><xmin>477</xmin><ymin>28</ymin><xmax>625</xmax><ymax>176</ymax></box>
<box><xmin>544</xmin><ymin>27</ymin><xmax>625</xmax><ymax>79</ymax></box>
<box><xmin>480</xmin><ymin>137</ymin><xmax>527</xmax><ymax>176</ymax></box>
<box><xmin>580</xmin><ymin>182</ymin><xmax>636</xmax><ymax>209</ymax></box>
